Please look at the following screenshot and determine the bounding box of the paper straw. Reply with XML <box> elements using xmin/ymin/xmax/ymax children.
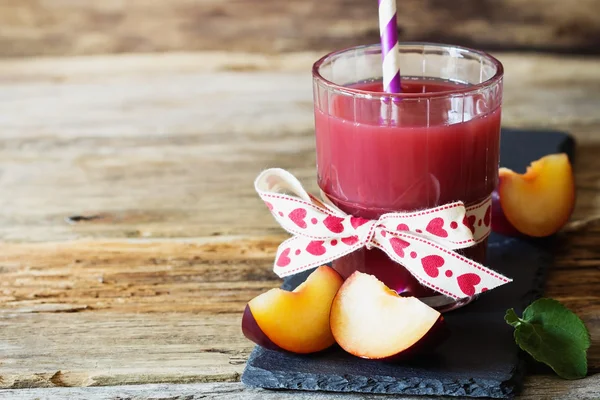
<box><xmin>378</xmin><ymin>0</ymin><xmax>401</xmax><ymax>93</ymax></box>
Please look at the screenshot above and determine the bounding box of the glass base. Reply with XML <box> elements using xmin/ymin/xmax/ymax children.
<box><xmin>420</xmin><ymin>294</ymin><xmax>477</xmax><ymax>313</ymax></box>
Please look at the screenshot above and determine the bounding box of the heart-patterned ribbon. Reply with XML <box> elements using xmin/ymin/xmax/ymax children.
<box><xmin>255</xmin><ymin>168</ymin><xmax>512</xmax><ymax>299</ymax></box>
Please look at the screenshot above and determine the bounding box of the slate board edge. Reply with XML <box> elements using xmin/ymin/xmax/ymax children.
<box><xmin>243</xmin><ymin>350</ymin><xmax>524</xmax><ymax>398</ymax></box>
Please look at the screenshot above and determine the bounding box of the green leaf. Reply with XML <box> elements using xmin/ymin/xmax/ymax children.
<box><xmin>504</xmin><ymin>308</ymin><xmax>521</xmax><ymax>327</ymax></box>
<box><xmin>505</xmin><ymin>298</ymin><xmax>590</xmax><ymax>380</ymax></box>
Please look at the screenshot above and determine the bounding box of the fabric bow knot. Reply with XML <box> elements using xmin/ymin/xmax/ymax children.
<box><xmin>255</xmin><ymin>168</ymin><xmax>511</xmax><ymax>299</ymax></box>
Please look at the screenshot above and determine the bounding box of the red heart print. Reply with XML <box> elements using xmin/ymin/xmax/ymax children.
<box><xmin>341</xmin><ymin>235</ymin><xmax>359</xmax><ymax>246</ymax></box>
<box><xmin>306</xmin><ymin>240</ymin><xmax>326</xmax><ymax>256</ymax></box>
<box><xmin>457</xmin><ymin>273</ymin><xmax>481</xmax><ymax>296</ymax></box>
<box><xmin>288</xmin><ymin>208</ymin><xmax>307</xmax><ymax>229</ymax></box>
<box><xmin>350</xmin><ymin>216</ymin><xmax>369</xmax><ymax>229</ymax></box>
<box><xmin>390</xmin><ymin>237</ymin><xmax>410</xmax><ymax>258</ymax></box>
<box><xmin>264</xmin><ymin>201</ymin><xmax>273</xmax><ymax>211</ymax></box>
<box><xmin>421</xmin><ymin>255</ymin><xmax>444</xmax><ymax>278</ymax></box>
<box><xmin>276</xmin><ymin>248</ymin><xmax>291</xmax><ymax>267</ymax></box>
<box><xmin>323</xmin><ymin>215</ymin><xmax>345</xmax><ymax>233</ymax></box>
<box><xmin>483</xmin><ymin>205</ymin><xmax>491</xmax><ymax>227</ymax></box>
<box><xmin>396</xmin><ymin>223</ymin><xmax>409</xmax><ymax>231</ymax></box>
<box><xmin>426</xmin><ymin>217</ymin><xmax>448</xmax><ymax>238</ymax></box>
<box><xmin>463</xmin><ymin>215</ymin><xmax>476</xmax><ymax>234</ymax></box>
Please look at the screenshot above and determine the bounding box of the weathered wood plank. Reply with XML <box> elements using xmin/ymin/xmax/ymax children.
<box><xmin>0</xmin><ymin>313</ymin><xmax>249</xmax><ymax>389</ymax></box>
<box><xmin>0</xmin><ymin>236</ymin><xmax>598</xmax><ymax>389</ymax></box>
<box><xmin>0</xmin><ymin>0</ymin><xmax>599</xmax><ymax>57</ymax></box>
<box><xmin>0</xmin><ymin>52</ymin><xmax>598</xmax><ymax>242</ymax></box>
<box><xmin>0</xmin><ymin>239</ymin><xmax>281</xmax><ymax>314</ymax></box>
<box><xmin>1</xmin><ymin>377</ymin><xmax>599</xmax><ymax>400</ymax></box>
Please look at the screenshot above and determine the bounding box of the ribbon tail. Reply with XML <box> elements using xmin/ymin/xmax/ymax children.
<box><xmin>371</xmin><ymin>230</ymin><xmax>512</xmax><ymax>299</ymax></box>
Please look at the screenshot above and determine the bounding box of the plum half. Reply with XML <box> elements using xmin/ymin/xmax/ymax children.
<box><xmin>494</xmin><ymin>154</ymin><xmax>575</xmax><ymax>237</ymax></box>
<box><xmin>330</xmin><ymin>271</ymin><xmax>447</xmax><ymax>360</ymax></box>
<box><xmin>242</xmin><ymin>266</ymin><xmax>344</xmax><ymax>354</ymax></box>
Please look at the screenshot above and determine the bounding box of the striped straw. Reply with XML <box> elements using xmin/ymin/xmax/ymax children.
<box><xmin>378</xmin><ymin>0</ymin><xmax>401</xmax><ymax>93</ymax></box>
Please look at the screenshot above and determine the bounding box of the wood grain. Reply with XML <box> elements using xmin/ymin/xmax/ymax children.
<box><xmin>0</xmin><ymin>52</ymin><xmax>598</xmax><ymax>398</ymax></box>
<box><xmin>0</xmin><ymin>0</ymin><xmax>599</xmax><ymax>57</ymax></box>
<box><xmin>0</xmin><ymin>239</ymin><xmax>281</xmax><ymax>314</ymax></box>
<box><xmin>0</xmin><ymin>52</ymin><xmax>598</xmax><ymax>242</ymax></box>
<box><xmin>0</xmin><ymin>235</ymin><xmax>598</xmax><ymax>391</ymax></box>
<box><xmin>2</xmin><ymin>376</ymin><xmax>600</xmax><ymax>400</ymax></box>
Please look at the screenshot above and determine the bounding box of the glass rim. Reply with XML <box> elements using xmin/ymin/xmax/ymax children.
<box><xmin>312</xmin><ymin>42</ymin><xmax>504</xmax><ymax>99</ymax></box>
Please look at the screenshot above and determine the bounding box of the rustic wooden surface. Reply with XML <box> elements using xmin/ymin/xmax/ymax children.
<box><xmin>0</xmin><ymin>52</ymin><xmax>599</xmax><ymax>399</ymax></box>
<box><xmin>1</xmin><ymin>0</ymin><xmax>600</xmax><ymax>57</ymax></box>
<box><xmin>2</xmin><ymin>377</ymin><xmax>600</xmax><ymax>400</ymax></box>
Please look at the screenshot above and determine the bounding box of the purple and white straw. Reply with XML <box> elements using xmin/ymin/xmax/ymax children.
<box><xmin>378</xmin><ymin>0</ymin><xmax>401</xmax><ymax>93</ymax></box>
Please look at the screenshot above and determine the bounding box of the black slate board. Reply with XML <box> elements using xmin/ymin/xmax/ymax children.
<box><xmin>242</xmin><ymin>128</ymin><xmax>576</xmax><ymax>398</ymax></box>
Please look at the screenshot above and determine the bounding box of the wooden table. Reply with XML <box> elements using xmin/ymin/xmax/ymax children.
<box><xmin>0</xmin><ymin>51</ymin><xmax>598</xmax><ymax>399</ymax></box>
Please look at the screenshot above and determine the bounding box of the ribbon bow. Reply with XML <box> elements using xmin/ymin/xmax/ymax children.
<box><xmin>255</xmin><ymin>168</ymin><xmax>511</xmax><ymax>299</ymax></box>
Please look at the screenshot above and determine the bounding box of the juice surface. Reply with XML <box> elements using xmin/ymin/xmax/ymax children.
<box><xmin>314</xmin><ymin>79</ymin><xmax>501</xmax><ymax>297</ymax></box>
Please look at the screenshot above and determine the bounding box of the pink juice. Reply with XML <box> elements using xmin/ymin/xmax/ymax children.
<box><xmin>315</xmin><ymin>79</ymin><xmax>501</xmax><ymax>298</ymax></box>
